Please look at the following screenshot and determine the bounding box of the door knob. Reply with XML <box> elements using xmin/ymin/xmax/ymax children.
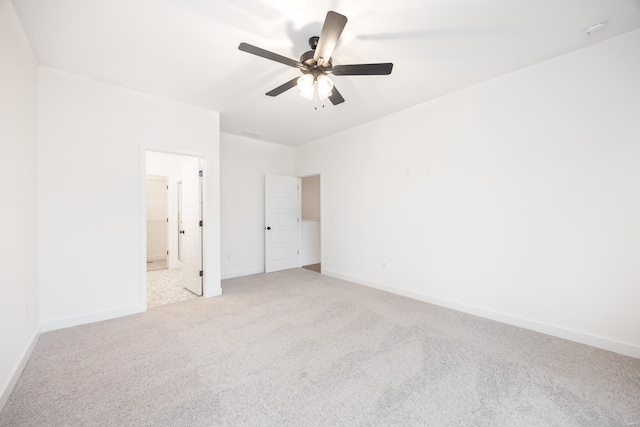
<box><xmin>266</xmin><ymin>226</ymin><xmax>271</xmax><ymax>230</ymax></box>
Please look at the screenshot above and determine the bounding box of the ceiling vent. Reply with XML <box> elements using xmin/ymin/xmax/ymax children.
<box><xmin>585</xmin><ymin>22</ymin><xmax>607</xmax><ymax>36</ymax></box>
<box><xmin>240</xmin><ymin>131</ymin><xmax>262</xmax><ymax>139</ymax></box>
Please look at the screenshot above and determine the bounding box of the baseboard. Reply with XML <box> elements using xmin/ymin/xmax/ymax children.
<box><xmin>41</xmin><ymin>304</ymin><xmax>145</xmax><ymax>333</ymax></box>
<box><xmin>323</xmin><ymin>269</ymin><xmax>640</xmax><ymax>359</ymax></box>
<box><xmin>221</xmin><ymin>267</ymin><xmax>264</xmax><ymax>280</ymax></box>
<box><xmin>302</xmin><ymin>259</ymin><xmax>321</xmax><ymax>266</ymax></box>
<box><xmin>0</xmin><ymin>326</ymin><xmax>40</xmax><ymax>414</ymax></box>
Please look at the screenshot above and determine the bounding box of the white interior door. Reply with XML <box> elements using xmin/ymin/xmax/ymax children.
<box><xmin>180</xmin><ymin>159</ymin><xmax>202</xmax><ymax>295</ymax></box>
<box><xmin>265</xmin><ymin>175</ymin><xmax>301</xmax><ymax>273</ymax></box>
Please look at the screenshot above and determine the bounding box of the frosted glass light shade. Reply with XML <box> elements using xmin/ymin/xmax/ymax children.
<box><xmin>317</xmin><ymin>75</ymin><xmax>334</xmax><ymax>100</ymax></box>
<box><xmin>297</xmin><ymin>74</ymin><xmax>314</xmax><ymax>100</ymax></box>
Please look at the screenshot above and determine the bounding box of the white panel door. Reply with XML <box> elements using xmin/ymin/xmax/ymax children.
<box><xmin>180</xmin><ymin>159</ymin><xmax>202</xmax><ymax>295</ymax></box>
<box><xmin>265</xmin><ymin>175</ymin><xmax>301</xmax><ymax>273</ymax></box>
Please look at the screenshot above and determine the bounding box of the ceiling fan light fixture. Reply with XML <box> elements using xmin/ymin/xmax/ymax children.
<box><xmin>297</xmin><ymin>74</ymin><xmax>314</xmax><ymax>100</ymax></box>
<box><xmin>317</xmin><ymin>75</ymin><xmax>334</xmax><ymax>100</ymax></box>
<box><xmin>239</xmin><ymin>10</ymin><xmax>392</xmax><ymax>106</ymax></box>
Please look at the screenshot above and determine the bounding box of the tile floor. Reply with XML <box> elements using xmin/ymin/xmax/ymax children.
<box><xmin>146</xmin><ymin>259</ymin><xmax>167</xmax><ymax>271</ymax></box>
<box><xmin>147</xmin><ymin>268</ymin><xmax>199</xmax><ymax>308</ymax></box>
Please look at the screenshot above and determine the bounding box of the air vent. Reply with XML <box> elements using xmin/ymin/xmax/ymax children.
<box><xmin>586</xmin><ymin>22</ymin><xmax>607</xmax><ymax>36</ymax></box>
<box><xmin>240</xmin><ymin>131</ymin><xmax>262</xmax><ymax>138</ymax></box>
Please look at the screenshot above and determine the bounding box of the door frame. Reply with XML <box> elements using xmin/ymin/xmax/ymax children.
<box><xmin>140</xmin><ymin>147</ymin><xmax>218</xmax><ymax>311</ymax></box>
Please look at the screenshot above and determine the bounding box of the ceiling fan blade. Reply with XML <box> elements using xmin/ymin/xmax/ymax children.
<box><xmin>238</xmin><ymin>42</ymin><xmax>306</xmax><ymax>69</ymax></box>
<box><xmin>329</xmin><ymin>85</ymin><xmax>345</xmax><ymax>105</ymax></box>
<box><xmin>331</xmin><ymin>63</ymin><xmax>393</xmax><ymax>76</ymax></box>
<box><xmin>266</xmin><ymin>77</ymin><xmax>299</xmax><ymax>97</ymax></box>
<box><xmin>314</xmin><ymin>11</ymin><xmax>348</xmax><ymax>66</ymax></box>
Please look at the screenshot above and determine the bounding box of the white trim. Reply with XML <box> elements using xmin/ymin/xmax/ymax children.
<box><xmin>221</xmin><ymin>267</ymin><xmax>265</xmax><ymax>280</ymax></box>
<box><xmin>139</xmin><ymin>146</ymin><xmax>149</xmax><ymax>311</ymax></box>
<box><xmin>302</xmin><ymin>259</ymin><xmax>321</xmax><ymax>266</ymax></box>
<box><xmin>297</xmin><ymin>177</ymin><xmax>302</xmax><ymax>268</ymax></box>
<box><xmin>320</xmin><ymin>174</ymin><xmax>323</xmax><ymax>274</ymax></box>
<box><xmin>0</xmin><ymin>327</ymin><xmax>40</xmax><ymax>413</ymax></box>
<box><xmin>322</xmin><ymin>269</ymin><xmax>640</xmax><ymax>359</ymax></box>
<box><xmin>41</xmin><ymin>304</ymin><xmax>145</xmax><ymax>332</ymax></box>
<box><xmin>204</xmin><ymin>286</ymin><xmax>223</xmax><ymax>298</ymax></box>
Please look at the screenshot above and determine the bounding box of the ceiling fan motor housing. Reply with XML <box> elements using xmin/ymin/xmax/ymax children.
<box><xmin>300</xmin><ymin>39</ymin><xmax>332</xmax><ymax>74</ymax></box>
<box><xmin>309</xmin><ymin>36</ymin><xmax>319</xmax><ymax>50</ymax></box>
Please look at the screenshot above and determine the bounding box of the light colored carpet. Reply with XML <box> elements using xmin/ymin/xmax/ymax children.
<box><xmin>1</xmin><ymin>268</ymin><xmax>639</xmax><ymax>426</ymax></box>
<box><xmin>147</xmin><ymin>268</ymin><xmax>199</xmax><ymax>308</ymax></box>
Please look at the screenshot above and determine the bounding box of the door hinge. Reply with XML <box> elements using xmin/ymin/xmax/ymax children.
<box><xmin>199</xmin><ymin>220</ymin><xmax>203</xmax><ymax>227</ymax></box>
<box><xmin>199</xmin><ymin>170</ymin><xmax>203</xmax><ymax>177</ymax></box>
<box><xmin>166</xmin><ymin>250</ymin><xmax>169</xmax><ymax>255</ymax></box>
<box><xmin>297</xmin><ymin>250</ymin><xmax>299</xmax><ymax>255</ymax></box>
<box><xmin>166</xmin><ymin>218</ymin><xmax>168</xmax><ymax>222</ymax></box>
<box><xmin>199</xmin><ymin>270</ymin><xmax>203</xmax><ymax>277</ymax></box>
<box><xmin>297</xmin><ymin>218</ymin><xmax>300</xmax><ymax>222</ymax></box>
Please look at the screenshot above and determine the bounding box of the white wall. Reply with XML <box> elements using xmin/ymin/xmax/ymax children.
<box><xmin>220</xmin><ymin>133</ymin><xmax>295</xmax><ymax>278</ymax></box>
<box><xmin>296</xmin><ymin>30</ymin><xmax>640</xmax><ymax>358</ymax></box>
<box><xmin>38</xmin><ymin>68</ymin><xmax>221</xmax><ymax>331</ymax></box>
<box><xmin>0</xmin><ymin>0</ymin><xmax>40</xmax><ymax>410</ymax></box>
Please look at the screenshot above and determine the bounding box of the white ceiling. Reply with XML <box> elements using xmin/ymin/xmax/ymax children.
<box><xmin>12</xmin><ymin>0</ymin><xmax>640</xmax><ymax>146</ymax></box>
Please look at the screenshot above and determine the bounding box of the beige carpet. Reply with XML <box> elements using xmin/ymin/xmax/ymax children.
<box><xmin>1</xmin><ymin>268</ymin><xmax>639</xmax><ymax>426</ymax></box>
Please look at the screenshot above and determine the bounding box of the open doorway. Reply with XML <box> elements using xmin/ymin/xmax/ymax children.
<box><xmin>145</xmin><ymin>151</ymin><xmax>203</xmax><ymax>308</ymax></box>
<box><xmin>300</xmin><ymin>174</ymin><xmax>321</xmax><ymax>273</ymax></box>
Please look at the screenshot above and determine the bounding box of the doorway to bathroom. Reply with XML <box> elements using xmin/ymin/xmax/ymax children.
<box><xmin>145</xmin><ymin>150</ymin><xmax>203</xmax><ymax>308</ymax></box>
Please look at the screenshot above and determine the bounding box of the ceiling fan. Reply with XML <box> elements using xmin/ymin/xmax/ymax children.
<box><xmin>238</xmin><ymin>11</ymin><xmax>393</xmax><ymax>105</ymax></box>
